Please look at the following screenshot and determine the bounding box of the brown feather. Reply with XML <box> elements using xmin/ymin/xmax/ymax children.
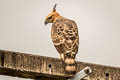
<box><xmin>51</xmin><ymin>17</ymin><xmax>79</xmax><ymax>75</ymax></box>
<box><xmin>45</xmin><ymin>4</ymin><xmax>79</xmax><ymax>75</ymax></box>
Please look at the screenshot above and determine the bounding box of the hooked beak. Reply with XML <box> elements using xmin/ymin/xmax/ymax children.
<box><xmin>45</xmin><ymin>20</ymin><xmax>48</xmax><ymax>26</ymax></box>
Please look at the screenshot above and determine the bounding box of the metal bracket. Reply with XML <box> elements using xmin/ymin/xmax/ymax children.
<box><xmin>68</xmin><ymin>67</ymin><xmax>92</xmax><ymax>80</ymax></box>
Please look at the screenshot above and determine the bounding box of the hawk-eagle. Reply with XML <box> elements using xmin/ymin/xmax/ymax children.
<box><xmin>44</xmin><ymin>4</ymin><xmax>79</xmax><ymax>75</ymax></box>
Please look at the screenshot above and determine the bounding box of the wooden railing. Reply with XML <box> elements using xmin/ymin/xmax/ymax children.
<box><xmin>0</xmin><ymin>50</ymin><xmax>120</xmax><ymax>80</ymax></box>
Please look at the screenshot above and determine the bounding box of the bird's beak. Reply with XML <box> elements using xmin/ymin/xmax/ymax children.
<box><xmin>45</xmin><ymin>20</ymin><xmax>48</xmax><ymax>26</ymax></box>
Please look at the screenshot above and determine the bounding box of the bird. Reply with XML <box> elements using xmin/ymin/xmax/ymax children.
<box><xmin>45</xmin><ymin>4</ymin><xmax>79</xmax><ymax>75</ymax></box>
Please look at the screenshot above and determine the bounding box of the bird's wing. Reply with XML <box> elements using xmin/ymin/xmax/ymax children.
<box><xmin>51</xmin><ymin>19</ymin><xmax>79</xmax><ymax>54</ymax></box>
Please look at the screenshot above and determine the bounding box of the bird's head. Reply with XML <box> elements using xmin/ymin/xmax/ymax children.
<box><xmin>45</xmin><ymin>4</ymin><xmax>60</xmax><ymax>25</ymax></box>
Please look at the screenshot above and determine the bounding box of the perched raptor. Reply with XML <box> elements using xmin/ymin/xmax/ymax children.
<box><xmin>45</xmin><ymin>4</ymin><xmax>79</xmax><ymax>75</ymax></box>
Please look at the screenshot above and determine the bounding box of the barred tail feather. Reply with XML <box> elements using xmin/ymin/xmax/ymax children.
<box><xmin>64</xmin><ymin>58</ymin><xmax>76</xmax><ymax>75</ymax></box>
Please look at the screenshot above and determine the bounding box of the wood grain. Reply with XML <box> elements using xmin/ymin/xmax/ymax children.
<box><xmin>0</xmin><ymin>50</ymin><xmax>120</xmax><ymax>80</ymax></box>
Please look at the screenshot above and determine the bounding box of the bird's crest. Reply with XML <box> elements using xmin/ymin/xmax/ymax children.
<box><xmin>53</xmin><ymin>4</ymin><xmax>57</xmax><ymax>12</ymax></box>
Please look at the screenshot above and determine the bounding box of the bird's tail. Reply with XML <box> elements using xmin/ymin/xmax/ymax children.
<box><xmin>64</xmin><ymin>53</ymin><xmax>76</xmax><ymax>75</ymax></box>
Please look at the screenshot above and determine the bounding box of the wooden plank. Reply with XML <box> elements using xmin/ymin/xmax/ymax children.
<box><xmin>0</xmin><ymin>50</ymin><xmax>120</xmax><ymax>80</ymax></box>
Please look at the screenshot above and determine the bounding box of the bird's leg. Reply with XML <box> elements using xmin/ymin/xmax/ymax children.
<box><xmin>60</xmin><ymin>53</ymin><xmax>64</xmax><ymax>61</ymax></box>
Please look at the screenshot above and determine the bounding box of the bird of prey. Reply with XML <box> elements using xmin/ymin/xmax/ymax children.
<box><xmin>45</xmin><ymin>4</ymin><xmax>79</xmax><ymax>75</ymax></box>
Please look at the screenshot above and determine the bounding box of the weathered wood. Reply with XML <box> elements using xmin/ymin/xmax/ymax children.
<box><xmin>0</xmin><ymin>50</ymin><xmax>120</xmax><ymax>80</ymax></box>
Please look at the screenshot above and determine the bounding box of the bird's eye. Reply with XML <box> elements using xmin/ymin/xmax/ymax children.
<box><xmin>48</xmin><ymin>16</ymin><xmax>52</xmax><ymax>19</ymax></box>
